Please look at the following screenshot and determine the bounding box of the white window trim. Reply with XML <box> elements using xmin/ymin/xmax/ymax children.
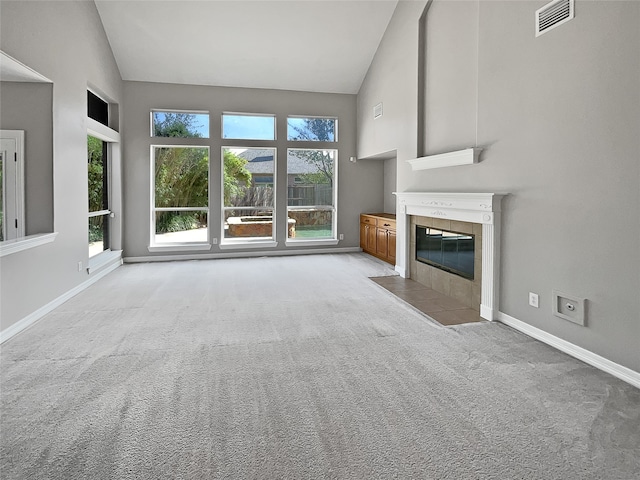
<box><xmin>150</xmin><ymin>109</ymin><xmax>210</xmax><ymax>139</ymax></box>
<box><xmin>0</xmin><ymin>232</ymin><xmax>58</xmax><ymax>258</ymax></box>
<box><xmin>221</xmin><ymin>113</ymin><xmax>277</xmax><ymax>141</ymax></box>
<box><xmin>219</xmin><ymin>240</ymin><xmax>278</xmax><ymax>250</ymax></box>
<box><xmin>285</xmin><ymin>148</ymin><xmax>338</xmax><ymax>244</ymax></box>
<box><xmin>220</xmin><ymin>146</ymin><xmax>277</xmax><ymax>246</ymax></box>
<box><xmin>88</xmin><ymin>121</ymin><xmax>118</xmax><ymax>259</ymax></box>
<box><xmin>87</xmin><ymin>249</ymin><xmax>122</xmax><ymax>274</ymax></box>
<box><xmin>149</xmin><ymin>145</ymin><xmax>211</xmax><ymax>249</ymax></box>
<box><xmin>286</xmin><ymin>115</ymin><xmax>338</xmax><ymax>142</ymax></box>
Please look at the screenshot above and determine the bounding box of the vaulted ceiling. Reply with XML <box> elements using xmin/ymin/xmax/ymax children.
<box><xmin>95</xmin><ymin>0</ymin><xmax>398</xmax><ymax>94</ymax></box>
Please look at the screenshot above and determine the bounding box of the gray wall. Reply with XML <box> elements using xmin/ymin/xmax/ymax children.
<box><xmin>122</xmin><ymin>81</ymin><xmax>383</xmax><ymax>259</ymax></box>
<box><xmin>0</xmin><ymin>81</ymin><xmax>54</xmax><ymax>234</ymax></box>
<box><xmin>0</xmin><ymin>1</ymin><xmax>123</xmax><ymax>331</ymax></box>
<box><xmin>358</xmin><ymin>0</ymin><xmax>640</xmax><ymax>372</ymax></box>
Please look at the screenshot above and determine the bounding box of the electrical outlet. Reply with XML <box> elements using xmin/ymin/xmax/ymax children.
<box><xmin>529</xmin><ymin>292</ymin><xmax>539</xmax><ymax>308</ymax></box>
<box><xmin>212</xmin><ymin>238</ymin><xmax>218</xmax><ymax>245</ymax></box>
<box><xmin>339</xmin><ymin>233</ymin><xmax>344</xmax><ymax>240</ymax></box>
<box><xmin>77</xmin><ymin>261</ymin><xmax>83</xmax><ymax>272</ymax></box>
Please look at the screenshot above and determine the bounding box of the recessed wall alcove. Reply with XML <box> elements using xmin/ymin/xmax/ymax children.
<box><xmin>394</xmin><ymin>192</ymin><xmax>505</xmax><ymax>321</ymax></box>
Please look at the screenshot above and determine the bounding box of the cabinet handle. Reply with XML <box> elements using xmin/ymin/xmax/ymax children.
<box><xmin>383</xmin><ymin>223</ymin><xmax>390</xmax><ymax>227</ymax></box>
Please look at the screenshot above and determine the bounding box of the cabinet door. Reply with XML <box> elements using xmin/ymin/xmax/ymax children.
<box><xmin>360</xmin><ymin>222</ymin><xmax>367</xmax><ymax>249</ymax></box>
<box><xmin>387</xmin><ymin>230</ymin><xmax>396</xmax><ymax>262</ymax></box>
<box><xmin>376</xmin><ymin>227</ymin><xmax>388</xmax><ymax>256</ymax></box>
<box><xmin>366</xmin><ymin>224</ymin><xmax>377</xmax><ymax>252</ymax></box>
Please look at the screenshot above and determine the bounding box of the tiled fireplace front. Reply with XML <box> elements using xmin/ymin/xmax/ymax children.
<box><xmin>410</xmin><ymin>215</ymin><xmax>482</xmax><ymax>312</ymax></box>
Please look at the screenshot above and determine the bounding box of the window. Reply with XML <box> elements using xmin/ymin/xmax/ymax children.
<box><xmin>152</xmin><ymin>111</ymin><xmax>209</xmax><ymax>138</ymax></box>
<box><xmin>88</xmin><ymin>135</ymin><xmax>110</xmax><ymax>257</ymax></box>
<box><xmin>287</xmin><ymin>149</ymin><xmax>336</xmax><ymax>239</ymax></box>
<box><xmin>287</xmin><ymin>116</ymin><xmax>337</xmax><ymax>142</ymax></box>
<box><xmin>222</xmin><ymin>148</ymin><xmax>275</xmax><ymax>241</ymax></box>
<box><xmin>222</xmin><ymin>114</ymin><xmax>275</xmax><ymax>140</ymax></box>
<box><xmin>152</xmin><ymin>147</ymin><xmax>209</xmax><ymax>244</ymax></box>
<box><xmin>88</xmin><ymin>91</ymin><xmax>108</xmax><ymax>126</ymax></box>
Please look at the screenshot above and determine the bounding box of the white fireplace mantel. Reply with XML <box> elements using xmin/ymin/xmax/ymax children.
<box><xmin>393</xmin><ymin>192</ymin><xmax>505</xmax><ymax>321</ymax></box>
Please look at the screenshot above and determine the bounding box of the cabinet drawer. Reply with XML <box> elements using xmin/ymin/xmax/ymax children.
<box><xmin>360</xmin><ymin>215</ymin><xmax>377</xmax><ymax>226</ymax></box>
<box><xmin>378</xmin><ymin>219</ymin><xmax>396</xmax><ymax>231</ymax></box>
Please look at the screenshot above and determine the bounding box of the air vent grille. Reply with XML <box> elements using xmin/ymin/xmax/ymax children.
<box><xmin>373</xmin><ymin>103</ymin><xmax>383</xmax><ymax>119</ymax></box>
<box><xmin>536</xmin><ymin>0</ymin><xmax>574</xmax><ymax>37</ymax></box>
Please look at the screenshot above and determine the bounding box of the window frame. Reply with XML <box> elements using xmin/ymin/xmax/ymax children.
<box><xmin>220</xmin><ymin>146</ymin><xmax>277</xmax><ymax>248</ymax></box>
<box><xmin>222</xmin><ymin>112</ymin><xmax>277</xmax><ymax>141</ymax></box>
<box><xmin>151</xmin><ymin>109</ymin><xmax>210</xmax><ymax>139</ymax></box>
<box><xmin>286</xmin><ymin>115</ymin><xmax>338</xmax><ymax>143</ymax></box>
<box><xmin>150</xmin><ymin>144</ymin><xmax>211</xmax><ymax>250</ymax></box>
<box><xmin>285</xmin><ymin>147</ymin><xmax>338</xmax><ymax>246</ymax></box>
<box><xmin>87</xmin><ymin>118</ymin><xmax>119</xmax><ymax>260</ymax></box>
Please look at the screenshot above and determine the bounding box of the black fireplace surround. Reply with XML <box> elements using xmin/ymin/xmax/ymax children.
<box><xmin>415</xmin><ymin>226</ymin><xmax>475</xmax><ymax>280</ymax></box>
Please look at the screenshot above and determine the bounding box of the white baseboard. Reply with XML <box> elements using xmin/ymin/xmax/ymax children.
<box><xmin>124</xmin><ymin>246</ymin><xmax>362</xmax><ymax>263</ymax></box>
<box><xmin>0</xmin><ymin>258</ymin><xmax>122</xmax><ymax>344</ymax></box>
<box><xmin>497</xmin><ymin>312</ymin><xmax>640</xmax><ymax>389</ymax></box>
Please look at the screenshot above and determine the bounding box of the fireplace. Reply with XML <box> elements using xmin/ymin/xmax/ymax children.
<box><xmin>393</xmin><ymin>192</ymin><xmax>505</xmax><ymax>320</ymax></box>
<box><xmin>415</xmin><ymin>225</ymin><xmax>475</xmax><ymax>280</ymax></box>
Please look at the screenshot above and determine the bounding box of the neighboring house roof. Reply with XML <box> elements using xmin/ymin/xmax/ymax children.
<box><xmin>236</xmin><ymin>149</ymin><xmax>322</xmax><ymax>175</ymax></box>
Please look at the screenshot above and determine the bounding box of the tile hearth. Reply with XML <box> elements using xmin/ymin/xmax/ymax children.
<box><xmin>370</xmin><ymin>276</ymin><xmax>483</xmax><ymax>326</ymax></box>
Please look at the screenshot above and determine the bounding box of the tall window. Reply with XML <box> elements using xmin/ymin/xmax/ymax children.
<box><xmin>222</xmin><ymin>148</ymin><xmax>275</xmax><ymax>241</ymax></box>
<box><xmin>87</xmin><ymin>91</ymin><xmax>111</xmax><ymax>258</ymax></box>
<box><xmin>152</xmin><ymin>147</ymin><xmax>209</xmax><ymax>244</ymax></box>
<box><xmin>287</xmin><ymin>149</ymin><xmax>336</xmax><ymax>239</ymax></box>
<box><xmin>87</xmin><ymin>135</ymin><xmax>109</xmax><ymax>257</ymax></box>
<box><xmin>286</xmin><ymin>116</ymin><xmax>337</xmax><ymax>241</ymax></box>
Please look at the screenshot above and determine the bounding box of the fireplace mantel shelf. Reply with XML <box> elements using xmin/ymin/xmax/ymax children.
<box><xmin>406</xmin><ymin>148</ymin><xmax>481</xmax><ymax>171</ymax></box>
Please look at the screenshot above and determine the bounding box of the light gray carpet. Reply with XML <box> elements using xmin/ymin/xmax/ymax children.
<box><xmin>1</xmin><ymin>253</ymin><xmax>639</xmax><ymax>479</ymax></box>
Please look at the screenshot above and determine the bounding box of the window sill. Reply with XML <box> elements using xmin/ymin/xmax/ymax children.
<box><xmin>285</xmin><ymin>238</ymin><xmax>339</xmax><ymax>247</ymax></box>
<box><xmin>148</xmin><ymin>243</ymin><xmax>213</xmax><ymax>253</ymax></box>
<box><xmin>219</xmin><ymin>240</ymin><xmax>278</xmax><ymax>250</ymax></box>
<box><xmin>0</xmin><ymin>232</ymin><xmax>58</xmax><ymax>258</ymax></box>
<box><xmin>88</xmin><ymin>249</ymin><xmax>122</xmax><ymax>274</ymax></box>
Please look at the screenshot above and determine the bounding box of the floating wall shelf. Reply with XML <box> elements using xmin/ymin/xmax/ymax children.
<box><xmin>407</xmin><ymin>148</ymin><xmax>482</xmax><ymax>171</ymax></box>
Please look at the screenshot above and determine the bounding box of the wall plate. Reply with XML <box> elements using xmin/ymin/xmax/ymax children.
<box><xmin>553</xmin><ymin>290</ymin><xmax>586</xmax><ymax>326</ymax></box>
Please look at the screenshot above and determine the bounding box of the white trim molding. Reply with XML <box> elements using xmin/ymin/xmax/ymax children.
<box><xmin>394</xmin><ymin>192</ymin><xmax>505</xmax><ymax>321</ymax></box>
<box><xmin>0</xmin><ymin>257</ymin><xmax>122</xmax><ymax>344</ymax></box>
<box><xmin>125</xmin><ymin>246</ymin><xmax>361</xmax><ymax>263</ymax></box>
<box><xmin>498</xmin><ymin>312</ymin><xmax>640</xmax><ymax>389</ymax></box>
<box><xmin>407</xmin><ymin>148</ymin><xmax>481</xmax><ymax>171</ymax></box>
<box><xmin>0</xmin><ymin>232</ymin><xmax>58</xmax><ymax>258</ymax></box>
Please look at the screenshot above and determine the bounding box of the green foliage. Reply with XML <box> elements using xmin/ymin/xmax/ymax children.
<box><xmin>155</xmin><ymin>147</ymin><xmax>209</xmax><ymax>208</ymax></box>
<box><xmin>153</xmin><ymin>113</ymin><xmax>203</xmax><ymax>138</ymax></box>
<box><xmin>288</xmin><ymin>119</ymin><xmax>335</xmax><ymax>186</ymax></box>
<box><xmin>156</xmin><ymin>212</ymin><xmax>199</xmax><ymax>234</ymax></box>
<box><xmin>87</xmin><ymin>135</ymin><xmax>105</xmax><ymax>212</ymax></box>
<box><xmin>223</xmin><ymin>150</ymin><xmax>252</xmax><ymax>206</ymax></box>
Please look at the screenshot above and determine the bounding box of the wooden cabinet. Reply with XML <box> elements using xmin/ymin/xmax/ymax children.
<box><xmin>360</xmin><ymin>213</ymin><xmax>396</xmax><ymax>265</ymax></box>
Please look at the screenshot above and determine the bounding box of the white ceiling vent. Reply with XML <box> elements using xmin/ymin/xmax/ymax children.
<box><xmin>536</xmin><ymin>0</ymin><xmax>574</xmax><ymax>37</ymax></box>
<box><xmin>373</xmin><ymin>102</ymin><xmax>383</xmax><ymax>119</ymax></box>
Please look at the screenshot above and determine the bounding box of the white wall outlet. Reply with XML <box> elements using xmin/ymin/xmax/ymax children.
<box><xmin>212</xmin><ymin>238</ymin><xmax>218</xmax><ymax>245</ymax></box>
<box><xmin>529</xmin><ymin>292</ymin><xmax>539</xmax><ymax>308</ymax></box>
<box><xmin>339</xmin><ymin>233</ymin><xmax>344</xmax><ymax>240</ymax></box>
<box><xmin>77</xmin><ymin>261</ymin><xmax>83</xmax><ymax>272</ymax></box>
